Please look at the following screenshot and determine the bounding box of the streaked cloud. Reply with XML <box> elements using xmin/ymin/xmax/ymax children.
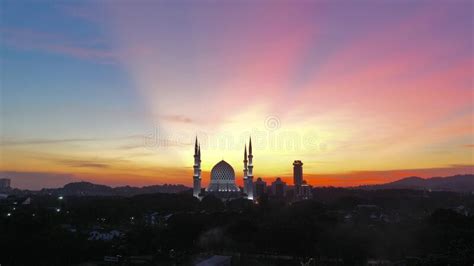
<box><xmin>1</xmin><ymin>135</ymin><xmax>145</xmax><ymax>146</ymax></box>
<box><xmin>161</xmin><ymin>114</ymin><xmax>195</xmax><ymax>124</ymax></box>
<box><xmin>57</xmin><ymin>160</ymin><xmax>110</xmax><ymax>169</ymax></box>
<box><xmin>1</xmin><ymin>137</ymin><xmax>101</xmax><ymax>146</ymax></box>
<box><xmin>0</xmin><ymin>27</ymin><xmax>116</xmax><ymax>63</ymax></box>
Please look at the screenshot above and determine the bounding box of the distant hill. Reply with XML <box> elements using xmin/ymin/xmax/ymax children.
<box><xmin>359</xmin><ymin>174</ymin><xmax>474</xmax><ymax>192</ymax></box>
<box><xmin>40</xmin><ymin>181</ymin><xmax>190</xmax><ymax>196</ymax></box>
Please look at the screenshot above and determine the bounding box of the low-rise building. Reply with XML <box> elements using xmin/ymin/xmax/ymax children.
<box><xmin>297</xmin><ymin>181</ymin><xmax>312</xmax><ymax>200</ymax></box>
<box><xmin>254</xmin><ymin>178</ymin><xmax>267</xmax><ymax>199</ymax></box>
<box><xmin>271</xmin><ymin>177</ymin><xmax>287</xmax><ymax>198</ymax></box>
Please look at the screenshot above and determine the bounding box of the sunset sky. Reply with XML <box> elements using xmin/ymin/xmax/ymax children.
<box><xmin>1</xmin><ymin>0</ymin><xmax>473</xmax><ymax>189</ymax></box>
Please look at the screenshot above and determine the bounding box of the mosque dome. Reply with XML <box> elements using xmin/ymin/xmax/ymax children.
<box><xmin>207</xmin><ymin>160</ymin><xmax>240</xmax><ymax>193</ymax></box>
<box><xmin>211</xmin><ymin>160</ymin><xmax>235</xmax><ymax>181</ymax></box>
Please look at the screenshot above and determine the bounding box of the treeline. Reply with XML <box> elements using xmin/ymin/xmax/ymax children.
<box><xmin>0</xmin><ymin>190</ymin><xmax>473</xmax><ymax>265</ymax></box>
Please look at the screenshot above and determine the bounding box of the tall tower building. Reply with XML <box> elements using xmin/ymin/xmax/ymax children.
<box><xmin>244</xmin><ymin>138</ymin><xmax>254</xmax><ymax>200</ymax></box>
<box><xmin>193</xmin><ymin>137</ymin><xmax>202</xmax><ymax>198</ymax></box>
<box><xmin>293</xmin><ymin>160</ymin><xmax>303</xmax><ymax>194</ymax></box>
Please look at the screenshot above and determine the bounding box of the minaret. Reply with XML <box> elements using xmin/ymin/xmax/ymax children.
<box><xmin>248</xmin><ymin>138</ymin><xmax>253</xmax><ymax>177</ymax></box>
<box><xmin>198</xmin><ymin>143</ymin><xmax>201</xmax><ymax>179</ymax></box>
<box><xmin>246</xmin><ymin>137</ymin><xmax>254</xmax><ymax>200</ymax></box>
<box><xmin>193</xmin><ymin>137</ymin><xmax>202</xmax><ymax>199</ymax></box>
<box><xmin>243</xmin><ymin>145</ymin><xmax>249</xmax><ymax>195</ymax></box>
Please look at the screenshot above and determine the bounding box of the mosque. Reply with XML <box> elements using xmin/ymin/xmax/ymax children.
<box><xmin>192</xmin><ymin>137</ymin><xmax>254</xmax><ymax>200</ymax></box>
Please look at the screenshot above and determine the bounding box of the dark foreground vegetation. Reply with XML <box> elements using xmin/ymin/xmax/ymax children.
<box><xmin>1</xmin><ymin>188</ymin><xmax>473</xmax><ymax>265</ymax></box>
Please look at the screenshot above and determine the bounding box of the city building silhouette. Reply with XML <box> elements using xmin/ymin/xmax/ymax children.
<box><xmin>254</xmin><ymin>177</ymin><xmax>267</xmax><ymax>199</ymax></box>
<box><xmin>271</xmin><ymin>177</ymin><xmax>287</xmax><ymax>198</ymax></box>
